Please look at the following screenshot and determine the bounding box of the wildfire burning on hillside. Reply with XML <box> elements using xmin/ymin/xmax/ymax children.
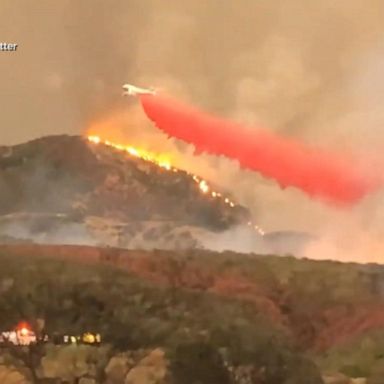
<box><xmin>88</xmin><ymin>135</ymin><xmax>172</xmax><ymax>170</ymax></box>
<box><xmin>86</xmin><ymin>135</ymin><xmax>265</xmax><ymax>236</ymax></box>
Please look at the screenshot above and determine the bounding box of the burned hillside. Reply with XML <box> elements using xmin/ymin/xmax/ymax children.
<box><xmin>0</xmin><ymin>135</ymin><xmax>253</xmax><ymax>248</ymax></box>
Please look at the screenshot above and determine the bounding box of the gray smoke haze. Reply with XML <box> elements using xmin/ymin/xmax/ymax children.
<box><xmin>0</xmin><ymin>221</ymin><xmax>98</xmax><ymax>246</ymax></box>
<box><xmin>2</xmin><ymin>1</ymin><xmax>384</xmax><ymax>262</ymax></box>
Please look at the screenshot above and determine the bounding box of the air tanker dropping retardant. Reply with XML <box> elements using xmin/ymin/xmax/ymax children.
<box><xmin>122</xmin><ymin>83</ymin><xmax>156</xmax><ymax>96</ymax></box>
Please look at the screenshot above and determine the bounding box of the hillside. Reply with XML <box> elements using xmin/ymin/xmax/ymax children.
<box><xmin>1</xmin><ymin>244</ymin><xmax>384</xmax><ymax>382</ymax></box>
<box><xmin>0</xmin><ymin>135</ymin><xmax>252</xmax><ymax>249</ymax></box>
<box><xmin>0</xmin><ymin>245</ymin><xmax>321</xmax><ymax>384</ymax></box>
<box><xmin>1</xmin><ymin>135</ymin><xmax>379</xmax><ymax>383</ymax></box>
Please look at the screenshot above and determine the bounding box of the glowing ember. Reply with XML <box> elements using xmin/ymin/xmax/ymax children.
<box><xmin>88</xmin><ymin>136</ymin><xmax>101</xmax><ymax>144</ymax></box>
<box><xmin>86</xmin><ymin>135</ymin><xmax>266</xmax><ymax>236</ymax></box>
<box><xmin>199</xmin><ymin>180</ymin><xmax>209</xmax><ymax>194</ymax></box>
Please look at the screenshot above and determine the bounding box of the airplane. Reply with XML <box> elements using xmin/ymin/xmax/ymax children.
<box><xmin>122</xmin><ymin>83</ymin><xmax>156</xmax><ymax>96</ymax></box>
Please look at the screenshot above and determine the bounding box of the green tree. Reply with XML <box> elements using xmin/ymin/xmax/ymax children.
<box><xmin>169</xmin><ymin>341</ymin><xmax>231</xmax><ymax>384</ymax></box>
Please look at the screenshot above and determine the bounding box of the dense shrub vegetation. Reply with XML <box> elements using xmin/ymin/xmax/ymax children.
<box><xmin>0</xmin><ymin>250</ymin><xmax>327</xmax><ymax>383</ymax></box>
<box><xmin>2</xmin><ymin>247</ymin><xmax>384</xmax><ymax>382</ymax></box>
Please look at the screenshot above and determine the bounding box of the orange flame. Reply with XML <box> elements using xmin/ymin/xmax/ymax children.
<box><xmin>88</xmin><ymin>135</ymin><xmax>172</xmax><ymax>170</ymax></box>
<box><xmin>86</xmin><ymin>135</ymin><xmax>266</xmax><ymax>236</ymax></box>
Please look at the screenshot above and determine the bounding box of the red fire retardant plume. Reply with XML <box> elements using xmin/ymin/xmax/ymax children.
<box><xmin>140</xmin><ymin>94</ymin><xmax>378</xmax><ymax>205</ymax></box>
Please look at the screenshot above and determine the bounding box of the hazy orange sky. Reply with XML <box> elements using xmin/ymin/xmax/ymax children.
<box><xmin>2</xmin><ymin>1</ymin><xmax>384</xmax><ymax>260</ymax></box>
